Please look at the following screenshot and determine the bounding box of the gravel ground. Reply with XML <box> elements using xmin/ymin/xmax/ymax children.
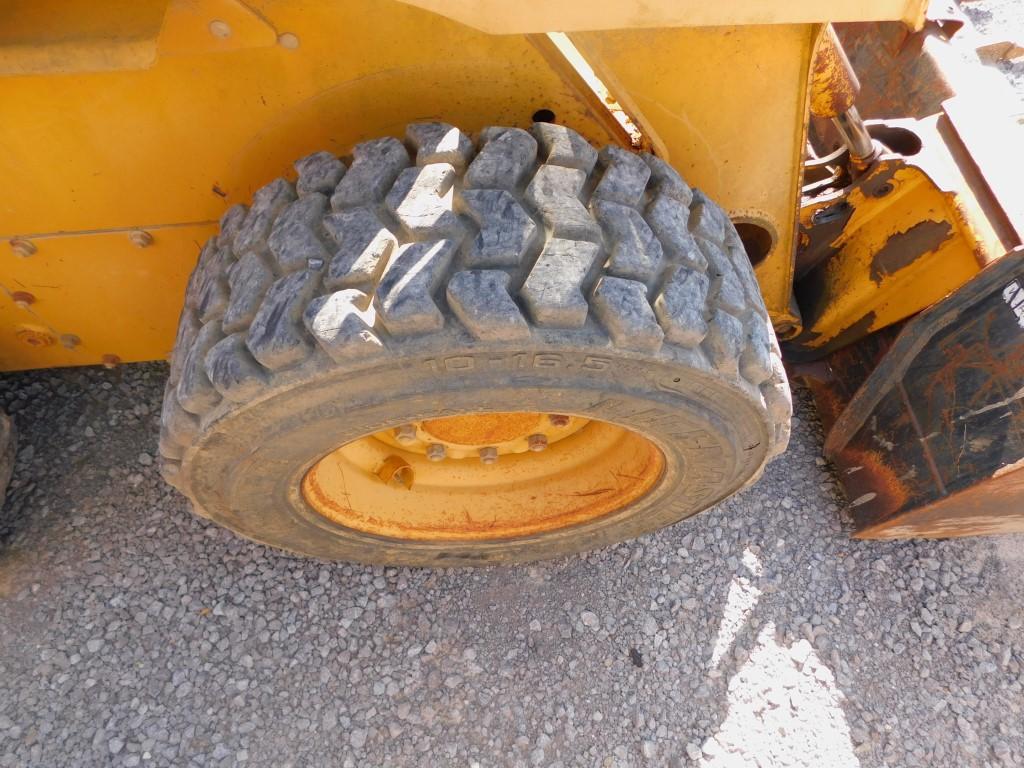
<box><xmin>3</xmin><ymin>4</ymin><xmax>1024</xmax><ymax>766</ymax></box>
<box><xmin>1</xmin><ymin>364</ymin><xmax>1023</xmax><ymax>768</ymax></box>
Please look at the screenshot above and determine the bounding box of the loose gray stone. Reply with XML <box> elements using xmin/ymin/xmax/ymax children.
<box><xmin>2</xmin><ymin>308</ymin><xmax>1022</xmax><ymax>768</ymax></box>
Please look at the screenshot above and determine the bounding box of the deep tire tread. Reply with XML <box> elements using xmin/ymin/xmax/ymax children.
<box><xmin>160</xmin><ymin>122</ymin><xmax>791</xmax><ymax>487</ymax></box>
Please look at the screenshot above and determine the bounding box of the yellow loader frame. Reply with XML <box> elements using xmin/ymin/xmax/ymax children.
<box><xmin>1</xmin><ymin>0</ymin><xmax>931</xmax><ymax>371</ymax></box>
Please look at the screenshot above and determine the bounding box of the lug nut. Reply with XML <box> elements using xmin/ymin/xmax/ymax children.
<box><xmin>548</xmin><ymin>414</ymin><xmax>570</xmax><ymax>427</ymax></box>
<box><xmin>426</xmin><ymin>443</ymin><xmax>446</xmax><ymax>462</ymax></box>
<box><xmin>528</xmin><ymin>434</ymin><xmax>548</xmax><ymax>452</ymax></box>
<box><xmin>479</xmin><ymin>446</ymin><xmax>498</xmax><ymax>465</ymax></box>
<box><xmin>394</xmin><ymin>424</ymin><xmax>417</xmax><ymax>444</ymax></box>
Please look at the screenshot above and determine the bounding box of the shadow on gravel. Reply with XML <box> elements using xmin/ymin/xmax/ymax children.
<box><xmin>1</xmin><ymin>366</ymin><xmax>1022</xmax><ymax>768</ymax></box>
<box><xmin>0</xmin><ymin>366</ymin><xmax>159</xmax><ymax>592</ymax></box>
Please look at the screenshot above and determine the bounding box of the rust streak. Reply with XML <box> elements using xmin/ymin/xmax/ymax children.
<box><xmin>839</xmin><ymin>446</ymin><xmax>911</xmax><ymax>527</ymax></box>
<box><xmin>809</xmin><ymin>25</ymin><xmax>860</xmax><ymax>119</ymax></box>
<box><xmin>897</xmin><ymin>380</ymin><xmax>947</xmax><ymax>496</ymax></box>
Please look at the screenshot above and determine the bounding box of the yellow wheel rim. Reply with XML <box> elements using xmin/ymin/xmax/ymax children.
<box><xmin>301</xmin><ymin>412</ymin><xmax>666</xmax><ymax>541</ymax></box>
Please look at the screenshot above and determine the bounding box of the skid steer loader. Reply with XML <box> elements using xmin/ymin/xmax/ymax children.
<box><xmin>1</xmin><ymin>0</ymin><xmax>1021</xmax><ymax>564</ymax></box>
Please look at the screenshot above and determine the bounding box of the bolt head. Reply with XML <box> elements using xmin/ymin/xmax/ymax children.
<box><xmin>129</xmin><ymin>230</ymin><xmax>154</xmax><ymax>248</ymax></box>
<box><xmin>277</xmin><ymin>32</ymin><xmax>300</xmax><ymax>49</ymax></box>
<box><xmin>548</xmin><ymin>414</ymin><xmax>571</xmax><ymax>428</ymax></box>
<box><xmin>11</xmin><ymin>291</ymin><xmax>34</xmax><ymax>310</ymax></box>
<box><xmin>209</xmin><ymin>19</ymin><xmax>232</xmax><ymax>39</ymax></box>
<box><xmin>10</xmin><ymin>238</ymin><xmax>36</xmax><ymax>258</ymax></box>
<box><xmin>479</xmin><ymin>447</ymin><xmax>498</xmax><ymax>465</ymax></box>
<box><xmin>426</xmin><ymin>444</ymin><xmax>446</xmax><ymax>462</ymax></box>
<box><xmin>60</xmin><ymin>334</ymin><xmax>81</xmax><ymax>350</ymax></box>
<box><xmin>16</xmin><ymin>327</ymin><xmax>54</xmax><ymax>347</ymax></box>
<box><xmin>394</xmin><ymin>424</ymin><xmax>417</xmax><ymax>444</ymax></box>
<box><xmin>528</xmin><ymin>434</ymin><xmax>548</xmax><ymax>452</ymax></box>
<box><xmin>101</xmin><ymin>354</ymin><xmax>121</xmax><ymax>369</ymax></box>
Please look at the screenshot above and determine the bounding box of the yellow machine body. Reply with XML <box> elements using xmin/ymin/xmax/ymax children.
<box><xmin>0</xmin><ymin>0</ymin><xmax>934</xmax><ymax>371</ymax></box>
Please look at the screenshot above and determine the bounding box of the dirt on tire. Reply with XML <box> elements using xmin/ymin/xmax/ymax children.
<box><xmin>158</xmin><ymin>122</ymin><xmax>791</xmax><ymax>565</ymax></box>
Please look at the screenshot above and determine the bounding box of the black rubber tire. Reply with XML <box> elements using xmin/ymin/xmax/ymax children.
<box><xmin>159</xmin><ymin>122</ymin><xmax>791</xmax><ymax>566</ymax></box>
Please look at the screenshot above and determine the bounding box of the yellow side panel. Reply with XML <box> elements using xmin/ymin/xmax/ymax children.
<box><xmin>397</xmin><ymin>0</ymin><xmax>928</xmax><ymax>34</ymax></box>
<box><xmin>571</xmin><ymin>25</ymin><xmax>817</xmax><ymax>327</ymax></box>
<box><xmin>0</xmin><ymin>0</ymin><xmax>166</xmax><ymax>75</ymax></box>
<box><xmin>0</xmin><ymin>0</ymin><xmax>821</xmax><ymax>370</ymax></box>
<box><xmin>0</xmin><ymin>225</ymin><xmax>217</xmax><ymax>370</ymax></box>
<box><xmin>0</xmin><ymin>0</ymin><xmax>619</xmax><ymax>371</ymax></box>
<box><xmin>0</xmin><ymin>0</ymin><xmax>618</xmax><ymax>235</ymax></box>
<box><xmin>795</xmin><ymin>160</ymin><xmax>995</xmax><ymax>350</ymax></box>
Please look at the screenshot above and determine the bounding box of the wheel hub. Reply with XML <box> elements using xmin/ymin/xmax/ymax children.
<box><xmin>421</xmin><ymin>412</ymin><xmax>545</xmax><ymax>448</ymax></box>
<box><xmin>301</xmin><ymin>411</ymin><xmax>665</xmax><ymax>541</ymax></box>
<box><xmin>381</xmin><ymin>412</ymin><xmax>585</xmax><ymax>461</ymax></box>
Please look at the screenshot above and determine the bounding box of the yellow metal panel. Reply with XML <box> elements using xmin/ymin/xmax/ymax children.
<box><xmin>0</xmin><ymin>0</ymin><xmax>283</xmax><ymax>76</ymax></box>
<box><xmin>0</xmin><ymin>0</ymin><xmax>627</xmax><ymax>370</ymax></box>
<box><xmin>0</xmin><ymin>224</ymin><xmax>216</xmax><ymax>371</ymax></box>
<box><xmin>0</xmin><ymin>0</ymin><xmax>619</xmax><ymax>237</ymax></box>
<box><xmin>0</xmin><ymin>0</ymin><xmax>822</xmax><ymax>369</ymax></box>
<box><xmin>157</xmin><ymin>0</ymin><xmax>279</xmax><ymax>56</ymax></box>
<box><xmin>792</xmin><ymin>113</ymin><xmax>1007</xmax><ymax>352</ymax></box>
<box><xmin>396</xmin><ymin>0</ymin><xmax>928</xmax><ymax>34</ymax></box>
<box><xmin>570</xmin><ymin>24</ymin><xmax>817</xmax><ymax>327</ymax></box>
<box><xmin>0</xmin><ymin>0</ymin><xmax>166</xmax><ymax>75</ymax></box>
<box><xmin>798</xmin><ymin>165</ymin><xmax>982</xmax><ymax>349</ymax></box>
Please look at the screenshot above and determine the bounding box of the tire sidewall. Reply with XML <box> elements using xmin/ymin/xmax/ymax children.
<box><xmin>185</xmin><ymin>341</ymin><xmax>769</xmax><ymax>565</ymax></box>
